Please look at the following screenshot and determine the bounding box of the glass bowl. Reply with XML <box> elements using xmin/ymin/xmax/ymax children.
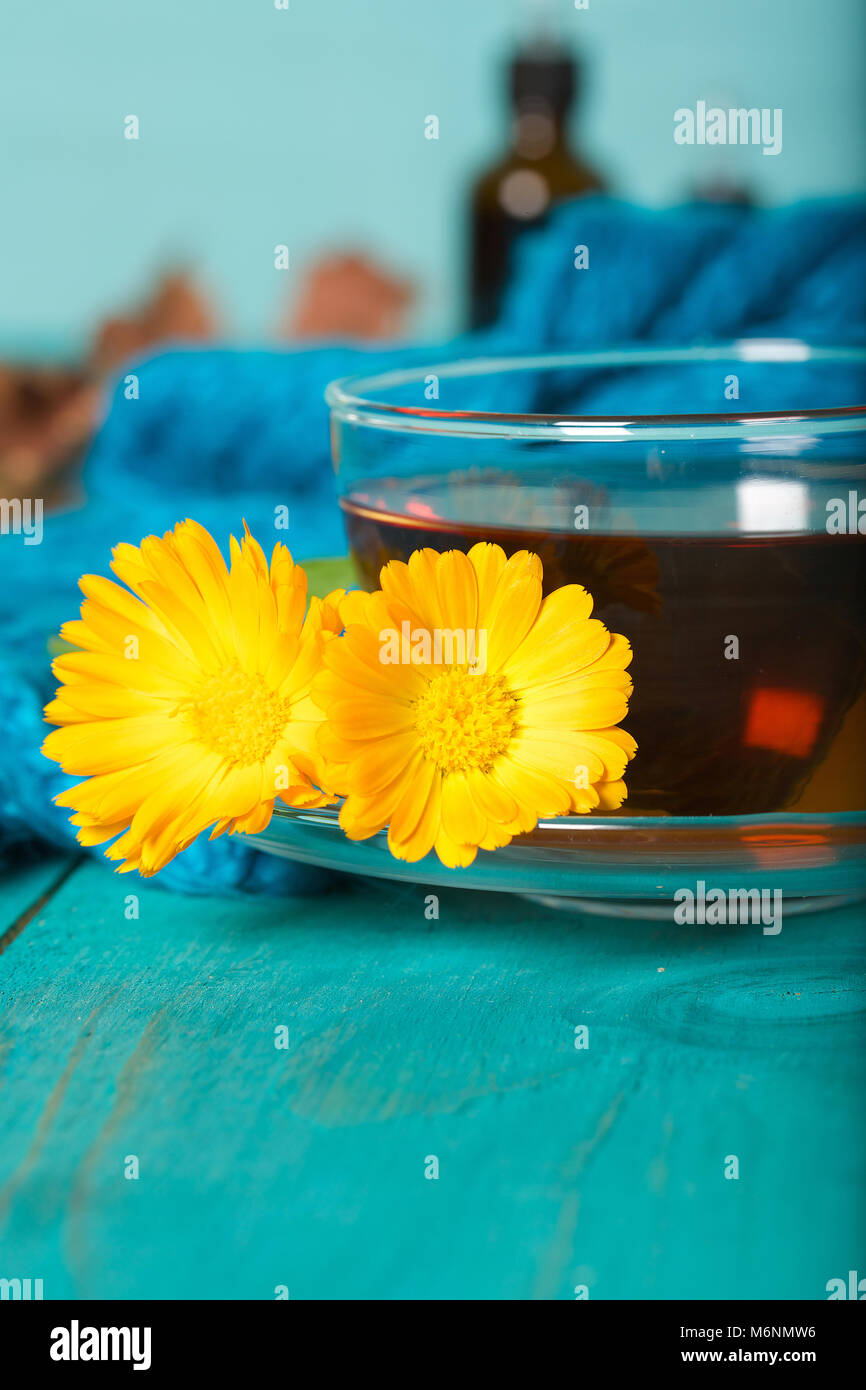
<box><xmin>256</xmin><ymin>343</ymin><xmax>866</xmax><ymax>913</ymax></box>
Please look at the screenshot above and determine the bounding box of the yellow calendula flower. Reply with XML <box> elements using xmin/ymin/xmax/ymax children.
<box><xmin>42</xmin><ymin>520</ymin><xmax>339</xmax><ymax>876</ymax></box>
<box><xmin>313</xmin><ymin>543</ymin><xmax>637</xmax><ymax>868</ymax></box>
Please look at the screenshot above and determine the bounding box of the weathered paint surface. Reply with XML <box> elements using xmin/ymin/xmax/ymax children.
<box><xmin>0</xmin><ymin>856</ymin><xmax>863</xmax><ymax>1299</ymax></box>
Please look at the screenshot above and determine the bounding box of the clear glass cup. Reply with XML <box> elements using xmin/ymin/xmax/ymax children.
<box><xmin>307</xmin><ymin>343</ymin><xmax>866</xmax><ymax>908</ymax></box>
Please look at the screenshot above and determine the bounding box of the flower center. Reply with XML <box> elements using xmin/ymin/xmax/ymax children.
<box><xmin>414</xmin><ymin>668</ymin><xmax>520</xmax><ymax>774</ymax></box>
<box><xmin>182</xmin><ymin>666</ymin><xmax>290</xmax><ymax>766</ymax></box>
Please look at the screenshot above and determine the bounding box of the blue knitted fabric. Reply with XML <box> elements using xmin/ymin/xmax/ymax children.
<box><xmin>2</xmin><ymin>197</ymin><xmax>864</xmax><ymax>894</ymax></box>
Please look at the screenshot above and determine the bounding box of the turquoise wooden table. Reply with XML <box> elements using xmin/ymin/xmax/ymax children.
<box><xmin>1</xmin><ymin>853</ymin><xmax>863</xmax><ymax>1301</ymax></box>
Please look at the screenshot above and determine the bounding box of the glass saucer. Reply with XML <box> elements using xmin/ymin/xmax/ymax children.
<box><xmin>247</xmin><ymin>805</ymin><xmax>866</xmax><ymax>914</ymax></box>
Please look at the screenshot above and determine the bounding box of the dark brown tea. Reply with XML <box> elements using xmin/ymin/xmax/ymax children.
<box><xmin>341</xmin><ymin>478</ymin><xmax>866</xmax><ymax>817</ymax></box>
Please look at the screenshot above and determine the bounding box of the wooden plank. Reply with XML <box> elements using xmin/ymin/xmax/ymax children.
<box><xmin>0</xmin><ymin>858</ymin><xmax>863</xmax><ymax>1299</ymax></box>
<box><xmin>0</xmin><ymin>855</ymin><xmax>79</xmax><ymax>953</ymax></box>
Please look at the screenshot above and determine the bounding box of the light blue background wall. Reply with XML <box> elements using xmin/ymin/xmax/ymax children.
<box><xmin>0</xmin><ymin>0</ymin><xmax>863</xmax><ymax>353</ymax></box>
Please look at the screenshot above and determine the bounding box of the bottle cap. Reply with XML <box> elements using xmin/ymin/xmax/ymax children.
<box><xmin>510</xmin><ymin>42</ymin><xmax>577</xmax><ymax>111</ymax></box>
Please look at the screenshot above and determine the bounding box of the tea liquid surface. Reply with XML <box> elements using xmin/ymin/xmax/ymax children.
<box><xmin>341</xmin><ymin>475</ymin><xmax>866</xmax><ymax>816</ymax></box>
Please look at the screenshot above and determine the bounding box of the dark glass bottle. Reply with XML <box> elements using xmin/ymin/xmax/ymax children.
<box><xmin>468</xmin><ymin>40</ymin><xmax>605</xmax><ymax>330</ymax></box>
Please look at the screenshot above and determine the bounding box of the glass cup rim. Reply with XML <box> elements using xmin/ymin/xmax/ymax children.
<box><xmin>325</xmin><ymin>340</ymin><xmax>866</xmax><ymax>443</ymax></box>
